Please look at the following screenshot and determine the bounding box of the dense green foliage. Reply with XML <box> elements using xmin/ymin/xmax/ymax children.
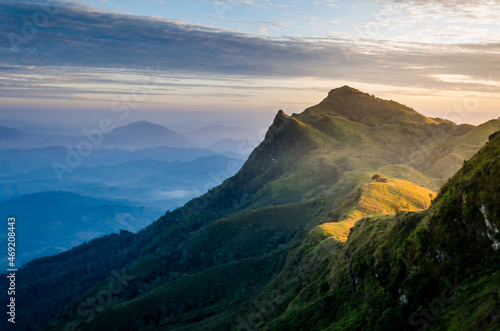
<box><xmin>258</xmin><ymin>131</ymin><xmax>500</xmax><ymax>330</ymax></box>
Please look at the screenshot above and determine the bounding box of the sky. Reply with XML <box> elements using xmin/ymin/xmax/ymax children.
<box><xmin>1</xmin><ymin>0</ymin><xmax>499</xmax><ymax>130</ymax></box>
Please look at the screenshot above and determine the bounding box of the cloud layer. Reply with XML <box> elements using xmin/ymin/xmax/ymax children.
<box><xmin>0</xmin><ymin>0</ymin><xmax>499</xmax><ymax>101</ymax></box>
<box><xmin>1</xmin><ymin>0</ymin><xmax>342</xmax><ymax>77</ymax></box>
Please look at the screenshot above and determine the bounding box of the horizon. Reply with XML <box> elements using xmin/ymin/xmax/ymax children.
<box><xmin>1</xmin><ymin>86</ymin><xmax>499</xmax><ymax>136</ymax></box>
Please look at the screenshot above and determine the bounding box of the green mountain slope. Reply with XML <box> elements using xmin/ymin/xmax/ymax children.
<box><xmin>318</xmin><ymin>177</ymin><xmax>436</xmax><ymax>242</ymax></box>
<box><xmin>256</xmin><ymin>130</ymin><xmax>500</xmax><ymax>331</ymax></box>
<box><xmin>5</xmin><ymin>87</ymin><xmax>500</xmax><ymax>331</ymax></box>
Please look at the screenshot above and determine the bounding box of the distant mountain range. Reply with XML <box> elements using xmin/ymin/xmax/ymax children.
<box><xmin>0</xmin><ymin>145</ymin><xmax>244</xmax><ymax>175</ymax></box>
<box><xmin>0</xmin><ymin>120</ymin><xmax>249</xmax><ymax>211</ymax></box>
<box><xmin>183</xmin><ymin>124</ymin><xmax>259</xmax><ymax>147</ymax></box>
<box><xmin>0</xmin><ymin>154</ymin><xmax>244</xmax><ymax>209</ymax></box>
<box><xmin>207</xmin><ymin>138</ymin><xmax>249</xmax><ymax>154</ymax></box>
<box><xmin>0</xmin><ymin>120</ymin><xmax>248</xmax><ymax>267</ymax></box>
<box><xmin>0</xmin><ymin>125</ymin><xmax>23</xmax><ymax>139</ymax></box>
<box><xmin>0</xmin><ymin>191</ymin><xmax>162</xmax><ymax>266</ymax></box>
<box><xmin>0</xmin><ymin>120</ymin><xmax>192</xmax><ymax>150</ymax></box>
<box><xmin>4</xmin><ymin>87</ymin><xmax>500</xmax><ymax>331</ymax></box>
<box><xmin>0</xmin><ymin>119</ymin><xmax>261</xmax><ymax>153</ymax></box>
<box><xmin>0</xmin><ymin>125</ymin><xmax>81</xmax><ymax>149</ymax></box>
<box><xmin>0</xmin><ymin>118</ymin><xmax>77</xmax><ymax>135</ymax></box>
<box><xmin>99</xmin><ymin>120</ymin><xmax>193</xmax><ymax>149</ymax></box>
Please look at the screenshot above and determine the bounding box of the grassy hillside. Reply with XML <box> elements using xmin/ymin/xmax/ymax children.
<box><xmin>374</xmin><ymin>164</ymin><xmax>442</xmax><ymax>191</ymax></box>
<box><xmin>53</xmin><ymin>254</ymin><xmax>285</xmax><ymax>331</ymax></box>
<box><xmin>256</xmin><ymin>130</ymin><xmax>500</xmax><ymax>330</ymax></box>
<box><xmin>318</xmin><ymin>177</ymin><xmax>435</xmax><ymax>242</ymax></box>
<box><xmin>180</xmin><ymin>202</ymin><xmax>320</xmax><ymax>269</ymax></box>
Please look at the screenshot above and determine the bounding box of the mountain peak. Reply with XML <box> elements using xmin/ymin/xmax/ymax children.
<box><xmin>276</xmin><ymin>109</ymin><xmax>289</xmax><ymax>119</ymax></box>
<box><xmin>271</xmin><ymin>109</ymin><xmax>290</xmax><ymax>129</ymax></box>
<box><xmin>122</xmin><ymin>120</ymin><xmax>166</xmax><ymax>129</ymax></box>
<box><xmin>299</xmin><ymin>86</ymin><xmax>438</xmax><ymax>127</ymax></box>
<box><xmin>326</xmin><ymin>85</ymin><xmax>364</xmax><ymax>97</ymax></box>
<box><xmin>105</xmin><ymin>120</ymin><xmax>192</xmax><ymax>148</ymax></box>
<box><xmin>113</xmin><ymin>121</ymin><xmax>178</xmax><ymax>134</ymax></box>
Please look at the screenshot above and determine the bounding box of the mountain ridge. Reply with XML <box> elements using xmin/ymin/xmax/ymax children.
<box><xmin>113</xmin><ymin>120</ymin><xmax>175</xmax><ymax>132</ymax></box>
<box><xmin>297</xmin><ymin>86</ymin><xmax>440</xmax><ymax>127</ymax></box>
<box><xmin>0</xmin><ymin>125</ymin><xmax>24</xmax><ymax>138</ymax></box>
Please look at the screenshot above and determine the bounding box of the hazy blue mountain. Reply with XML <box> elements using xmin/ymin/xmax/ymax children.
<box><xmin>0</xmin><ymin>120</ymin><xmax>193</xmax><ymax>150</ymax></box>
<box><xmin>0</xmin><ymin>146</ymin><xmax>230</xmax><ymax>175</ymax></box>
<box><xmin>0</xmin><ymin>118</ymin><xmax>76</xmax><ymax>135</ymax></box>
<box><xmin>0</xmin><ymin>191</ymin><xmax>162</xmax><ymax>266</ymax></box>
<box><xmin>0</xmin><ymin>125</ymin><xmax>24</xmax><ymax>139</ymax></box>
<box><xmin>101</xmin><ymin>120</ymin><xmax>193</xmax><ymax>149</ymax></box>
<box><xmin>184</xmin><ymin>124</ymin><xmax>259</xmax><ymax>146</ymax></box>
<box><xmin>0</xmin><ymin>126</ymin><xmax>80</xmax><ymax>150</ymax></box>
<box><xmin>0</xmin><ymin>155</ymin><xmax>244</xmax><ymax>209</ymax></box>
<box><xmin>208</xmin><ymin>138</ymin><xmax>249</xmax><ymax>154</ymax></box>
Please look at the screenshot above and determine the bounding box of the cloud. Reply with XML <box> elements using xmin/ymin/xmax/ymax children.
<box><xmin>0</xmin><ymin>0</ymin><xmax>348</xmax><ymax>76</ymax></box>
<box><xmin>381</xmin><ymin>0</ymin><xmax>500</xmax><ymax>21</ymax></box>
<box><xmin>387</xmin><ymin>0</ymin><xmax>492</xmax><ymax>7</ymax></box>
<box><xmin>0</xmin><ymin>0</ymin><xmax>499</xmax><ymax>96</ymax></box>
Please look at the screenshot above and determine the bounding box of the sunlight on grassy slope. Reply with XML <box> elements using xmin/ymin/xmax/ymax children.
<box><xmin>317</xmin><ymin>177</ymin><xmax>436</xmax><ymax>242</ymax></box>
